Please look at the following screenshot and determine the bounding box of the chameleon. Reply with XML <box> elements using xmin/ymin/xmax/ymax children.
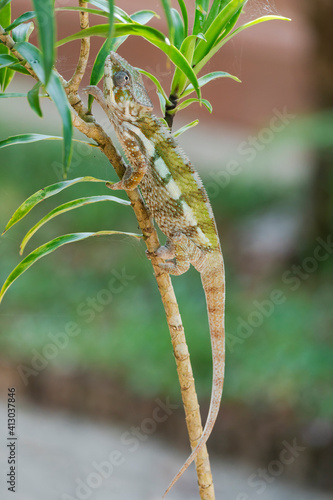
<box><xmin>84</xmin><ymin>51</ymin><xmax>225</xmax><ymax>496</ymax></box>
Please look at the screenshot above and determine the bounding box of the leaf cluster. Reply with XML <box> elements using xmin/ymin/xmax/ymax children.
<box><xmin>0</xmin><ymin>0</ymin><xmax>289</xmax><ymax>302</ymax></box>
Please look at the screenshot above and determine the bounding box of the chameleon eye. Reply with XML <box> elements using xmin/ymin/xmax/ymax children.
<box><xmin>113</xmin><ymin>71</ymin><xmax>130</xmax><ymax>87</ymax></box>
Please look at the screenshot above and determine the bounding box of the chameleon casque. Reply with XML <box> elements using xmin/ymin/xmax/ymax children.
<box><xmin>84</xmin><ymin>51</ymin><xmax>225</xmax><ymax>495</ymax></box>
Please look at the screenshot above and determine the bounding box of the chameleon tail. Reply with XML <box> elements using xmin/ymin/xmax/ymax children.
<box><xmin>163</xmin><ymin>250</ymin><xmax>225</xmax><ymax>496</ymax></box>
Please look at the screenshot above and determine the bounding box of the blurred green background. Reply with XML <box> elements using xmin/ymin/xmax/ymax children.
<box><xmin>1</xmin><ymin>109</ymin><xmax>332</xmax><ymax>419</ymax></box>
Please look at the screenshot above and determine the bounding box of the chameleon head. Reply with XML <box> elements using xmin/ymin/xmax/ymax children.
<box><xmin>104</xmin><ymin>51</ymin><xmax>153</xmax><ymax>117</ymax></box>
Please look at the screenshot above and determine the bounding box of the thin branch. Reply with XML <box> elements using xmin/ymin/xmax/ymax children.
<box><xmin>0</xmin><ymin>26</ymin><xmax>38</xmax><ymax>80</ymax></box>
<box><xmin>164</xmin><ymin>94</ymin><xmax>178</xmax><ymax>129</ymax></box>
<box><xmin>0</xmin><ymin>24</ymin><xmax>215</xmax><ymax>499</ymax></box>
<box><xmin>66</xmin><ymin>0</ymin><xmax>90</xmax><ymax>94</ymax></box>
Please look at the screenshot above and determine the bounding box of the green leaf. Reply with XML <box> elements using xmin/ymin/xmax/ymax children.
<box><xmin>12</xmin><ymin>21</ymin><xmax>34</xmax><ymax>42</ymax></box>
<box><xmin>131</xmin><ymin>9</ymin><xmax>157</xmax><ymax>24</ymax></box>
<box><xmin>55</xmin><ymin>6</ymin><xmax>108</xmax><ymax>17</ymax></box>
<box><xmin>170</xmin><ymin>97</ymin><xmax>212</xmax><ymax>114</ymax></box>
<box><xmin>89</xmin><ymin>1</ymin><xmax>132</xmax><ymax>23</ymax></box>
<box><xmin>171</xmin><ymin>8</ymin><xmax>185</xmax><ymax>49</ymax></box>
<box><xmin>5</xmin><ymin>62</ymin><xmax>30</xmax><ymax>76</ymax></box>
<box><xmin>57</xmin><ymin>24</ymin><xmax>201</xmax><ymax>99</ymax></box>
<box><xmin>215</xmin><ymin>5</ymin><xmax>243</xmax><ymax>43</ymax></box>
<box><xmin>0</xmin><ymin>231</ymin><xmax>142</xmax><ymax>304</ymax></box>
<box><xmin>182</xmin><ymin>70</ymin><xmax>240</xmax><ymax>97</ymax></box>
<box><xmin>88</xmin><ymin>0</ymin><xmax>114</xmax><ymax>110</ymax></box>
<box><xmin>170</xmin><ymin>34</ymin><xmax>203</xmax><ymax>97</ymax></box>
<box><xmin>193</xmin><ymin>0</ymin><xmax>246</xmax><ymax>65</ymax></box>
<box><xmin>193</xmin><ymin>0</ymin><xmax>209</xmax><ymax>35</ymax></box>
<box><xmin>32</xmin><ymin>0</ymin><xmax>55</xmax><ymax>85</ymax></box>
<box><xmin>57</xmin><ymin>23</ymin><xmax>164</xmax><ymax>47</ymax></box>
<box><xmin>204</xmin><ymin>0</ymin><xmax>230</xmax><ymax>32</ymax></box>
<box><xmin>0</xmin><ymin>92</ymin><xmax>27</xmax><ymax>97</ymax></box>
<box><xmin>176</xmin><ymin>0</ymin><xmax>188</xmax><ymax>37</ymax></box>
<box><xmin>0</xmin><ymin>133</ymin><xmax>94</xmax><ymax>150</ymax></box>
<box><xmin>173</xmin><ymin>119</ymin><xmax>199</xmax><ymax>137</ymax></box>
<box><xmin>194</xmin><ymin>15</ymin><xmax>291</xmax><ymax>74</ymax></box>
<box><xmin>5</xmin><ymin>10</ymin><xmax>35</xmax><ymax>31</ymax></box>
<box><xmin>0</xmin><ymin>2</ymin><xmax>12</xmax><ymax>91</ymax></box>
<box><xmin>0</xmin><ymin>54</ymin><xmax>18</xmax><ymax>68</ymax></box>
<box><xmin>20</xmin><ymin>195</ymin><xmax>131</xmax><ymax>254</ymax></box>
<box><xmin>0</xmin><ymin>0</ymin><xmax>11</xmax><ymax>12</ymax></box>
<box><xmin>15</xmin><ymin>42</ymin><xmax>73</xmax><ymax>174</ymax></box>
<box><xmin>27</xmin><ymin>82</ymin><xmax>42</xmax><ymax>117</ymax></box>
<box><xmin>161</xmin><ymin>0</ymin><xmax>175</xmax><ymax>45</ymax></box>
<box><xmin>88</xmin><ymin>39</ymin><xmax>114</xmax><ymax>110</ymax></box>
<box><xmin>0</xmin><ymin>133</ymin><xmax>61</xmax><ymax>149</ymax></box>
<box><xmin>157</xmin><ymin>91</ymin><xmax>166</xmax><ymax>115</ymax></box>
<box><xmin>3</xmin><ymin>176</ymin><xmax>109</xmax><ymax>233</ymax></box>
<box><xmin>139</xmin><ymin>68</ymin><xmax>171</xmax><ymax>105</ymax></box>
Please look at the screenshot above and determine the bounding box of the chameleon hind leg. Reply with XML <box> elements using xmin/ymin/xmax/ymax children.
<box><xmin>154</xmin><ymin>233</ymin><xmax>205</xmax><ymax>276</ymax></box>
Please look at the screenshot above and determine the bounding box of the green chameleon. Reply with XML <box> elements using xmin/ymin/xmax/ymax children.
<box><xmin>84</xmin><ymin>51</ymin><xmax>225</xmax><ymax>496</ymax></box>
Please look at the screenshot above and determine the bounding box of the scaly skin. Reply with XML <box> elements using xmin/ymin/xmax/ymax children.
<box><xmin>84</xmin><ymin>51</ymin><xmax>225</xmax><ymax>496</ymax></box>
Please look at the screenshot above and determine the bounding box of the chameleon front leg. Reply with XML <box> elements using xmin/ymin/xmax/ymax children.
<box><xmin>153</xmin><ymin>233</ymin><xmax>205</xmax><ymax>276</ymax></box>
<box><xmin>83</xmin><ymin>85</ymin><xmax>148</xmax><ymax>191</ymax></box>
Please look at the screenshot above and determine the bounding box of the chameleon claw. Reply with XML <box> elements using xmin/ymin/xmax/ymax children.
<box><xmin>145</xmin><ymin>249</ymin><xmax>155</xmax><ymax>260</ymax></box>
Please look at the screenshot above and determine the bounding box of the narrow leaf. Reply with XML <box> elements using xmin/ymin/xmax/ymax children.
<box><xmin>160</xmin><ymin>0</ymin><xmax>175</xmax><ymax>45</ymax></box>
<box><xmin>88</xmin><ymin>39</ymin><xmax>114</xmax><ymax>110</ymax></box>
<box><xmin>194</xmin><ymin>15</ymin><xmax>291</xmax><ymax>74</ymax></box>
<box><xmin>15</xmin><ymin>42</ymin><xmax>73</xmax><ymax>173</ymax></box>
<box><xmin>0</xmin><ymin>231</ymin><xmax>142</xmax><ymax>304</ymax></box>
<box><xmin>27</xmin><ymin>82</ymin><xmax>42</xmax><ymax>117</ymax></box>
<box><xmin>0</xmin><ymin>133</ymin><xmax>61</xmax><ymax>148</ymax></box>
<box><xmin>88</xmin><ymin>0</ymin><xmax>114</xmax><ymax>110</ymax></box>
<box><xmin>171</xmin><ymin>8</ymin><xmax>185</xmax><ymax>49</ymax></box>
<box><xmin>3</xmin><ymin>176</ymin><xmax>107</xmax><ymax>232</ymax></box>
<box><xmin>0</xmin><ymin>54</ymin><xmax>18</xmax><ymax>68</ymax></box>
<box><xmin>6</xmin><ymin>62</ymin><xmax>30</xmax><ymax>75</ymax></box>
<box><xmin>131</xmin><ymin>10</ymin><xmax>158</xmax><ymax>24</ymax></box>
<box><xmin>0</xmin><ymin>0</ymin><xmax>11</xmax><ymax>11</ymax></box>
<box><xmin>0</xmin><ymin>133</ymin><xmax>95</xmax><ymax>149</ymax></box>
<box><xmin>173</xmin><ymin>119</ymin><xmax>199</xmax><ymax>137</ymax></box>
<box><xmin>55</xmin><ymin>6</ymin><xmax>108</xmax><ymax>17</ymax></box>
<box><xmin>0</xmin><ymin>92</ymin><xmax>27</xmax><ymax>97</ymax></box>
<box><xmin>204</xmin><ymin>0</ymin><xmax>230</xmax><ymax>32</ymax></box>
<box><xmin>176</xmin><ymin>0</ymin><xmax>188</xmax><ymax>36</ymax></box>
<box><xmin>0</xmin><ymin>2</ymin><xmax>11</xmax><ymax>90</ymax></box>
<box><xmin>20</xmin><ymin>195</ymin><xmax>131</xmax><ymax>254</ymax></box>
<box><xmin>57</xmin><ymin>24</ymin><xmax>201</xmax><ymax>99</ymax></box>
<box><xmin>157</xmin><ymin>91</ymin><xmax>166</xmax><ymax>115</ymax></box>
<box><xmin>170</xmin><ymin>97</ymin><xmax>212</xmax><ymax>114</ymax></box>
<box><xmin>193</xmin><ymin>0</ymin><xmax>209</xmax><ymax>35</ymax></box>
<box><xmin>170</xmin><ymin>34</ymin><xmax>201</xmax><ymax>97</ymax></box>
<box><xmin>193</xmin><ymin>0</ymin><xmax>247</xmax><ymax>65</ymax></box>
<box><xmin>32</xmin><ymin>0</ymin><xmax>55</xmax><ymax>85</ymax></box>
<box><xmin>5</xmin><ymin>10</ymin><xmax>36</xmax><ymax>31</ymax></box>
<box><xmin>12</xmin><ymin>21</ymin><xmax>34</xmax><ymax>42</ymax></box>
<box><xmin>182</xmin><ymin>70</ymin><xmax>240</xmax><ymax>97</ymax></box>
<box><xmin>139</xmin><ymin>69</ymin><xmax>171</xmax><ymax>105</ymax></box>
